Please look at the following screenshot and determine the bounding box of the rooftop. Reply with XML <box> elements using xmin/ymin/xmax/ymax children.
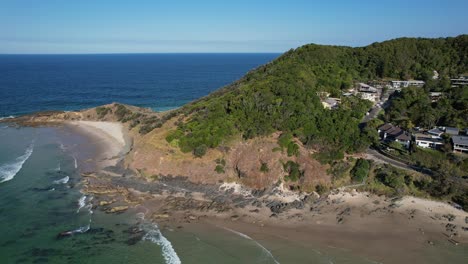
<box><xmin>445</xmin><ymin>127</ymin><xmax>459</xmax><ymax>135</ymax></box>
<box><xmin>452</xmin><ymin>136</ymin><xmax>468</xmax><ymax>146</ymax></box>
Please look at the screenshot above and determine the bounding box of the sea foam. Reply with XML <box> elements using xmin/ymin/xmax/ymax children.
<box><xmin>0</xmin><ymin>143</ymin><xmax>34</xmax><ymax>183</ymax></box>
<box><xmin>0</xmin><ymin>115</ymin><xmax>14</xmax><ymax>121</ymax></box>
<box><xmin>142</xmin><ymin>222</ymin><xmax>181</xmax><ymax>264</ymax></box>
<box><xmin>223</xmin><ymin>227</ymin><xmax>280</xmax><ymax>264</ymax></box>
<box><xmin>77</xmin><ymin>195</ymin><xmax>87</xmax><ymax>213</ymax></box>
<box><xmin>53</xmin><ymin>176</ymin><xmax>69</xmax><ymax>184</ymax></box>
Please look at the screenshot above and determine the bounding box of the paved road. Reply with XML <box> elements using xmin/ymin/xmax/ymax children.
<box><xmin>366</xmin><ymin>148</ymin><xmax>437</xmax><ymax>177</ymax></box>
<box><xmin>365</xmin><ymin>148</ymin><xmax>411</xmax><ymax>171</ymax></box>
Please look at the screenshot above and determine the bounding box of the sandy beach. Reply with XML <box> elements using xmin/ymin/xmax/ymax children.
<box><xmin>67</xmin><ymin>121</ymin><xmax>130</xmax><ymax>169</ymax></box>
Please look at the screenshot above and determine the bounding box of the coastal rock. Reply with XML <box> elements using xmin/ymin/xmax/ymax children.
<box><xmin>99</xmin><ymin>200</ymin><xmax>114</xmax><ymax>206</ymax></box>
<box><xmin>106</xmin><ymin>206</ymin><xmax>129</xmax><ymax>213</ymax></box>
<box><xmin>153</xmin><ymin>214</ymin><xmax>170</xmax><ymax>219</ymax></box>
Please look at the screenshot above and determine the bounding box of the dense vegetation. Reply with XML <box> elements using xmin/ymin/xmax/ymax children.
<box><xmin>351</xmin><ymin>159</ymin><xmax>370</xmax><ymax>183</ymax></box>
<box><xmin>163</xmin><ymin>35</ymin><xmax>467</xmax><ymax>158</ymax></box>
<box><xmin>385</xmin><ymin>83</ymin><xmax>467</xmax><ymax>129</ymax></box>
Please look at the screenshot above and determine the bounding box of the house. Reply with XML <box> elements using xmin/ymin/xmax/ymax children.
<box><xmin>358</xmin><ymin>83</ymin><xmax>378</xmax><ymax>93</ymax></box>
<box><xmin>358</xmin><ymin>92</ymin><xmax>378</xmax><ymax>102</ymax></box>
<box><xmin>429</xmin><ymin>92</ymin><xmax>443</xmax><ymax>102</ymax></box>
<box><xmin>408</xmin><ymin>80</ymin><xmax>425</xmax><ymax>87</ymax></box>
<box><xmin>390</xmin><ymin>81</ymin><xmax>408</xmax><ymax>89</ymax></box>
<box><xmin>415</xmin><ymin>133</ymin><xmax>444</xmax><ymax>149</ymax></box>
<box><xmin>390</xmin><ymin>80</ymin><xmax>425</xmax><ymax>89</ymax></box>
<box><xmin>444</xmin><ymin>127</ymin><xmax>459</xmax><ymax>136</ymax></box>
<box><xmin>452</xmin><ymin>136</ymin><xmax>468</xmax><ymax>153</ymax></box>
<box><xmin>378</xmin><ymin>123</ymin><xmax>411</xmax><ymax>149</ymax></box>
<box><xmin>356</xmin><ymin>83</ymin><xmax>379</xmax><ymax>102</ymax></box>
<box><xmin>451</xmin><ymin>77</ymin><xmax>468</xmax><ymax>87</ymax></box>
<box><xmin>322</xmin><ymin>98</ymin><xmax>339</xmax><ymax>109</ymax></box>
<box><xmin>428</xmin><ymin>128</ymin><xmax>444</xmax><ymax>138</ymax></box>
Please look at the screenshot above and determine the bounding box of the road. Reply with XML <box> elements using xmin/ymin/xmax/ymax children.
<box><xmin>365</xmin><ymin>148</ymin><xmax>413</xmax><ymax>171</ymax></box>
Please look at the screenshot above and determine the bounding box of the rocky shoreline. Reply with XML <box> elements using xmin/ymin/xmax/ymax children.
<box><xmin>83</xmin><ymin>161</ymin><xmax>468</xmax><ymax>247</ymax></box>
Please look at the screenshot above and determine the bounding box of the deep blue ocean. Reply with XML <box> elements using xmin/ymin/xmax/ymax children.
<box><xmin>0</xmin><ymin>53</ymin><xmax>279</xmax><ymax>117</ymax></box>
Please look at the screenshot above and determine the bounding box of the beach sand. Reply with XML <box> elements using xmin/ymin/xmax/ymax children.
<box><xmin>67</xmin><ymin>121</ymin><xmax>129</xmax><ymax>169</ymax></box>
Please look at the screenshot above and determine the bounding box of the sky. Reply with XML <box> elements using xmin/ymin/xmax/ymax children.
<box><xmin>1</xmin><ymin>0</ymin><xmax>467</xmax><ymax>54</ymax></box>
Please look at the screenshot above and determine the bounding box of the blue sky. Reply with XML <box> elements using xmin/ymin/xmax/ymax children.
<box><xmin>1</xmin><ymin>0</ymin><xmax>467</xmax><ymax>53</ymax></box>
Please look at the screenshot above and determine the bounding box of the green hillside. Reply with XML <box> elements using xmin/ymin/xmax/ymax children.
<box><xmin>164</xmin><ymin>35</ymin><xmax>468</xmax><ymax>157</ymax></box>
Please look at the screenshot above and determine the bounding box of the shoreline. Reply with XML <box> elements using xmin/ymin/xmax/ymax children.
<box><xmin>65</xmin><ymin>120</ymin><xmax>131</xmax><ymax>170</ymax></box>
<box><xmin>4</xmin><ymin>118</ymin><xmax>468</xmax><ymax>262</ymax></box>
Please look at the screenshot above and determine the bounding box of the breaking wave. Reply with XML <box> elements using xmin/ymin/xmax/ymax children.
<box><xmin>77</xmin><ymin>195</ymin><xmax>87</xmax><ymax>213</ymax></box>
<box><xmin>0</xmin><ymin>115</ymin><xmax>14</xmax><ymax>121</ymax></box>
<box><xmin>53</xmin><ymin>176</ymin><xmax>69</xmax><ymax>184</ymax></box>
<box><xmin>223</xmin><ymin>227</ymin><xmax>280</xmax><ymax>264</ymax></box>
<box><xmin>0</xmin><ymin>142</ymin><xmax>34</xmax><ymax>183</ymax></box>
<box><xmin>142</xmin><ymin>223</ymin><xmax>182</xmax><ymax>264</ymax></box>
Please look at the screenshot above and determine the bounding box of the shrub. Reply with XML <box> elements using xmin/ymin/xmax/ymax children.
<box><xmin>260</xmin><ymin>162</ymin><xmax>269</xmax><ymax>173</ymax></box>
<box><xmin>215</xmin><ymin>165</ymin><xmax>225</xmax><ymax>174</ymax></box>
<box><xmin>287</xmin><ymin>141</ymin><xmax>299</xmax><ymax>157</ymax></box>
<box><xmin>114</xmin><ymin>104</ymin><xmax>131</xmax><ymax>121</ymax></box>
<box><xmin>283</xmin><ymin>161</ymin><xmax>303</xmax><ymax>182</ymax></box>
<box><xmin>315</xmin><ymin>183</ymin><xmax>329</xmax><ymax>195</ymax></box>
<box><xmin>351</xmin><ymin>159</ymin><xmax>370</xmax><ymax>183</ymax></box>
<box><xmin>96</xmin><ymin>107</ymin><xmax>110</xmax><ymax>119</ymax></box>
<box><xmin>193</xmin><ymin>144</ymin><xmax>207</xmax><ymax>158</ymax></box>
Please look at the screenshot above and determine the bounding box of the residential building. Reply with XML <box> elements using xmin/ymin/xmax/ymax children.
<box><xmin>358</xmin><ymin>92</ymin><xmax>378</xmax><ymax>102</ymax></box>
<box><xmin>356</xmin><ymin>83</ymin><xmax>379</xmax><ymax>102</ymax></box>
<box><xmin>429</xmin><ymin>92</ymin><xmax>443</xmax><ymax>102</ymax></box>
<box><xmin>451</xmin><ymin>77</ymin><xmax>468</xmax><ymax>86</ymax></box>
<box><xmin>390</xmin><ymin>80</ymin><xmax>425</xmax><ymax>89</ymax></box>
<box><xmin>415</xmin><ymin>134</ymin><xmax>444</xmax><ymax>149</ymax></box>
<box><xmin>378</xmin><ymin>123</ymin><xmax>411</xmax><ymax>149</ymax></box>
<box><xmin>428</xmin><ymin>128</ymin><xmax>444</xmax><ymax>138</ymax></box>
<box><xmin>408</xmin><ymin>80</ymin><xmax>425</xmax><ymax>87</ymax></box>
<box><xmin>452</xmin><ymin>136</ymin><xmax>468</xmax><ymax>153</ymax></box>
<box><xmin>358</xmin><ymin>83</ymin><xmax>378</xmax><ymax>93</ymax></box>
<box><xmin>444</xmin><ymin>127</ymin><xmax>459</xmax><ymax>136</ymax></box>
<box><xmin>321</xmin><ymin>98</ymin><xmax>339</xmax><ymax>109</ymax></box>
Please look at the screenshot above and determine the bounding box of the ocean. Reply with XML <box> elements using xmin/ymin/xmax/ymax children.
<box><xmin>0</xmin><ymin>53</ymin><xmax>278</xmax><ymax>117</ymax></box>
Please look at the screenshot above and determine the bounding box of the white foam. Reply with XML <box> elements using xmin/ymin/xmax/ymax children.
<box><xmin>0</xmin><ymin>142</ymin><xmax>34</xmax><ymax>183</ymax></box>
<box><xmin>77</xmin><ymin>195</ymin><xmax>87</xmax><ymax>213</ymax></box>
<box><xmin>53</xmin><ymin>176</ymin><xmax>69</xmax><ymax>184</ymax></box>
<box><xmin>0</xmin><ymin>115</ymin><xmax>14</xmax><ymax>121</ymax></box>
<box><xmin>59</xmin><ymin>143</ymin><xmax>66</xmax><ymax>151</ymax></box>
<box><xmin>142</xmin><ymin>223</ymin><xmax>181</xmax><ymax>264</ymax></box>
<box><xmin>223</xmin><ymin>227</ymin><xmax>280</xmax><ymax>264</ymax></box>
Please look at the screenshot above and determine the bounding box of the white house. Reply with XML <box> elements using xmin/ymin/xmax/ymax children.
<box><xmin>415</xmin><ymin>134</ymin><xmax>444</xmax><ymax>149</ymax></box>
<box><xmin>390</xmin><ymin>80</ymin><xmax>425</xmax><ymax>89</ymax></box>
<box><xmin>452</xmin><ymin>136</ymin><xmax>468</xmax><ymax>153</ymax></box>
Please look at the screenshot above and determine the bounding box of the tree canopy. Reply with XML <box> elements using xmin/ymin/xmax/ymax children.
<box><xmin>163</xmin><ymin>35</ymin><xmax>468</xmax><ymax>157</ymax></box>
